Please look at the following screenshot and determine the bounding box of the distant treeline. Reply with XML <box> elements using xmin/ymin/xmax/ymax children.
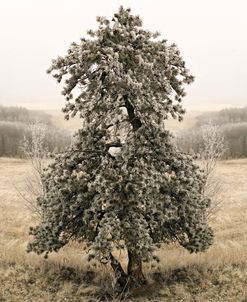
<box><xmin>2</xmin><ymin>105</ymin><xmax>247</xmax><ymax>158</ymax></box>
<box><xmin>195</xmin><ymin>107</ymin><xmax>247</xmax><ymax>127</ymax></box>
<box><xmin>177</xmin><ymin>107</ymin><xmax>247</xmax><ymax>158</ymax></box>
<box><xmin>0</xmin><ymin>105</ymin><xmax>51</xmax><ymax>125</ymax></box>
<box><xmin>0</xmin><ymin>106</ymin><xmax>71</xmax><ymax>157</ymax></box>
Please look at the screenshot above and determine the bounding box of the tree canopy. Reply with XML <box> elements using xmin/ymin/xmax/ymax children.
<box><xmin>28</xmin><ymin>7</ymin><xmax>213</xmax><ymax>286</ymax></box>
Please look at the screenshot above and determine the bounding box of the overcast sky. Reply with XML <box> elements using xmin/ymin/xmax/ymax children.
<box><xmin>0</xmin><ymin>0</ymin><xmax>246</xmax><ymax>111</ymax></box>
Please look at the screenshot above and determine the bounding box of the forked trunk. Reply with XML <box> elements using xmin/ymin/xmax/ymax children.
<box><xmin>109</xmin><ymin>250</ymin><xmax>146</xmax><ymax>290</ymax></box>
<box><xmin>127</xmin><ymin>250</ymin><xmax>146</xmax><ymax>286</ymax></box>
<box><xmin>109</xmin><ymin>253</ymin><xmax>128</xmax><ymax>288</ymax></box>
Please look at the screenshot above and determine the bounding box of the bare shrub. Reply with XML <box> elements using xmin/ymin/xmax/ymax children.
<box><xmin>16</xmin><ymin>122</ymin><xmax>50</xmax><ymax>217</ymax></box>
<box><xmin>22</xmin><ymin>122</ymin><xmax>49</xmax><ymax>174</ymax></box>
<box><xmin>176</xmin><ymin>122</ymin><xmax>226</xmax><ymax>219</ymax></box>
<box><xmin>199</xmin><ymin>123</ymin><xmax>226</xmax><ymax>219</ymax></box>
<box><xmin>199</xmin><ymin>123</ymin><xmax>225</xmax><ymax>175</ymax></box>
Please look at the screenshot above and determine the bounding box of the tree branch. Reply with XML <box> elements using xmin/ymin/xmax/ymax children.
<box><xmin>124</xmin><ymin>95</ymin><xmax>142</xmax><ymax>131</ymax></box>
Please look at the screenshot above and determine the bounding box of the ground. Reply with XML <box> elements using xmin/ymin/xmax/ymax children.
<box><xmin>0</xmin><ymin>157</ymin><xmax>246</xmax><ymax>301</ymax></box>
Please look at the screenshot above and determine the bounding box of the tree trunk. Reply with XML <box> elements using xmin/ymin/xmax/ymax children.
<box><xmin>127</xmin><ymin>250</ymin><xmax>146</xmax><ymax>286</ymax></box>
<box><xmin>109</xmin><ymin>253</ymin><xmax>128</xmax><ymax>288</ymax></box>
<box><xmin>124</xmin><ymin>96</ymin><xmax>142</xmax><ymax>131</ymax></box>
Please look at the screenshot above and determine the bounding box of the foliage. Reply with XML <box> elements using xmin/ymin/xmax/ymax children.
<box><xmin>28</xmin><ymin>7</ymin><xmax>213</xmax><ymax>285</ymax></box>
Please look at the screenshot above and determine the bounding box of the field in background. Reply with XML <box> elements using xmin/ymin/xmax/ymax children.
<box><xmin>0</xmin><ymin>157</ymin><xmax>246</xmax><ymax>301</ymax></box>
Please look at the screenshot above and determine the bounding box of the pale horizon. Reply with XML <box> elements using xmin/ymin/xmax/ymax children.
<box><xmin>1</xmin><ymin>0</ymin><xmax>247</xmax><ymax>112</ymax></box>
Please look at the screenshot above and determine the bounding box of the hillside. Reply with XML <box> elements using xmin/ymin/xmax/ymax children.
<box><xmin>195</xmin><ymin>107</ymin><xmax>247</xmax><ymax>127</ymax></box>
<box><xmin>177</xmin><ymin>107</ymin><xmax>247</xmax><ymax>158</ymax></box>
<box><xmin>0</xmin><ymin>105</ymin><xmax>51</xmax><ymax>125</ymax></box>
<box><xmin>0</xmin><ymin>105</ymin><xmax>71</xmax><ymax>157</ymax></box>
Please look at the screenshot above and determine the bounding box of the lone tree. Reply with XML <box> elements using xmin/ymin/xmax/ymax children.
<box><xmin>28</xmin><ymin>7</ymin><xmax>213</xmax><ymax>287</ymax></box>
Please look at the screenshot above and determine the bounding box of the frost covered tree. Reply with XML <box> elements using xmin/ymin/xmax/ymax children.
<box><xmin>27</xmin><ymin>7</ymin><xmax>213</xmax><ymax>287</ymax></box>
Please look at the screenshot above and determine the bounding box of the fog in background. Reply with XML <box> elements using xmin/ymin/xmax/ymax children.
<box><xmin>0</xmin><ymin>0</ymin><xmax>247</xmax><ymax>111</ymax></box>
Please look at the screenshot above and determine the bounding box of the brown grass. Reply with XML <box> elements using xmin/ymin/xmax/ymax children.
<box><xmin>0</xmin><ymin>157</ymin><xmax>247</xmax><ymax>301</ymax></box>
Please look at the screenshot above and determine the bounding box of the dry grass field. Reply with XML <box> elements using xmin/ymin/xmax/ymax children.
<box><xmin>0</xmin><ymin>157</ymin><xmax>246</xmax><ymax>301</ymax></box>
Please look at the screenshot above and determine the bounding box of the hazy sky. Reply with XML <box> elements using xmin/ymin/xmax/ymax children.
<box><xmin>1</xmin><ymin>0</ymin><xmax>247</xmax><ymax>111</ymax></box>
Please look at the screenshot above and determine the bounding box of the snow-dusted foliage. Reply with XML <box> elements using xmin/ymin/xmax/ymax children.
<box><xmin>28</xmin><ymin>7</ymin><xmax>213</xmax><ymax>285</ymax></box>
